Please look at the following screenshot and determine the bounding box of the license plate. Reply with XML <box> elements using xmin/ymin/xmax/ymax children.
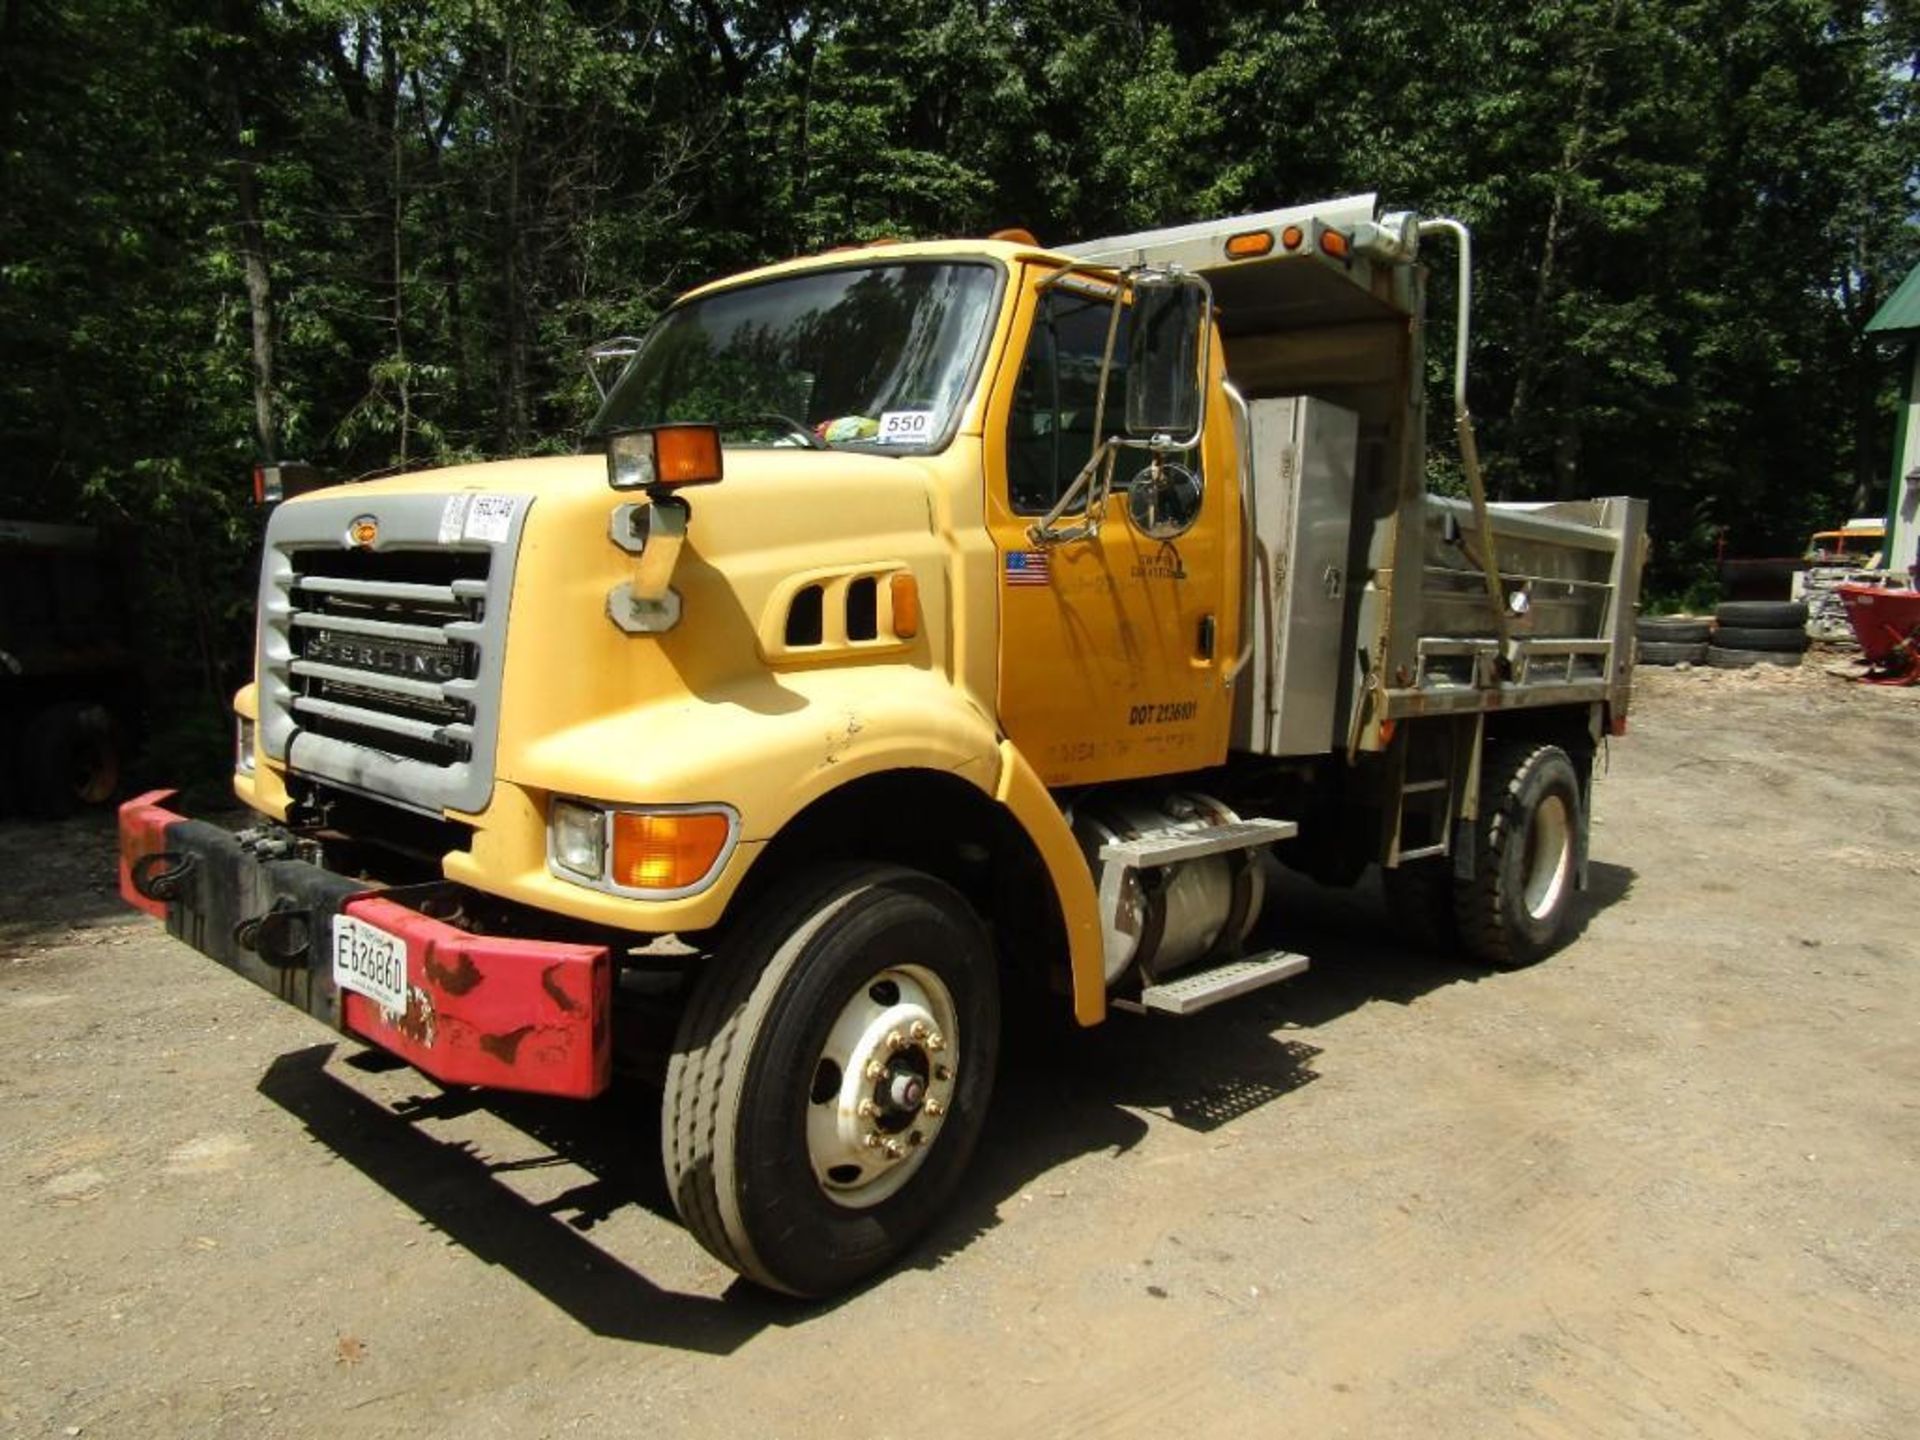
<box><xmin>331</xmin><ymin>914</ymin><xmax>409</xmax><ymax>1012</ymax></box>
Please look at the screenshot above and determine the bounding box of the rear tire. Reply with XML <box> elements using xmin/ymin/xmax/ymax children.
<box><xmin>1715</xmin><ymin>600</ymin><xmax>1807</xmax><ymax>628</ymax></box>
<box><xmin>1635</xmin><ymin>617</ymin><xmax>1711</xmax><ymax>645</ymax></box>
<box><xmin>1636</xmin><ymin>640</ymin><xmax>1709</xmax><ymax>665</ymax></box>
<box><xmin>1710</xmin><ymin>625</ymin><xmax>1808</xmax><ymax>653</ymax></box>
<box><xmin>19</xmin><ymin>703</ymin><xmax>120</xmax><ymax>819</ymax></box>
<box><xmin>663</xmin><ymin>864</ymin><xmax>999</xmax><ymax>1297</ymax></box>
<box><xmin>1454</xmin><ymin>742</ymin><xmax>1585</xmax><ymax>970</ymax></box>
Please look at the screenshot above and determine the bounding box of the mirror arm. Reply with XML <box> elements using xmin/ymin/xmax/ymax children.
<box><xmin>1029</xmin><ymin>440</ymin><xmax>1115</xmax><ymax>546</ymax></box>
<box><xmin>1035</xmin><ymin>259</ymin><xmax>1125</xmax><ymax>296</ymax></box>
<box><xmin>585</xmin><ymin>334</ymin><xmax>647</xmax><ymax>401</ymax></box>
<box><xmin>1027</xmin><ymin>263</ymin><xmax>1215</xmax><ymax>549</ymax></box>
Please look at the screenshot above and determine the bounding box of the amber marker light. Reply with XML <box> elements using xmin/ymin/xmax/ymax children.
<box><xmin>1224</xmin><ymin>230</ymin><xmax>1275</xmax><ymax>259</ymax></box>
<box><xmin>611</xmin><ymin>810</ymin><xmax>734</xmax><ymax>892</ymax></box>
<box><xmin>889</xmin><ymin>572</ymin><xmax>921</xmax><ymax>638</ymax></box>
<box><xmin>1319</xmin><ymin>228</ymin><xmax>1352</xmax><ymax>260</ymax></box>
<box><xmin>1281</xmin><ymin>225</ymin><xmax>1305</xmax><ymax>251</ymax></box>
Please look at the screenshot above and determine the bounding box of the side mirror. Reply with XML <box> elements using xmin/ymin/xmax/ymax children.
<box><xmin>1124</xmin><ymin>272</ymin><xmax>1207</xmax><ymax>440</ymax></box>
<box><xmin>587</xmin><ymin>335</ymin><xmax>647</xmax><ymax>401</ymax></box>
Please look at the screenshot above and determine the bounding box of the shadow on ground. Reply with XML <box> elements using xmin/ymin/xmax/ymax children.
<box><xmin>0</xmin><ymin>814</ymin><xmax>132</xmax><ymax>947</ymax></box>
<box><xmin>254</xmin><ymin>857</ymin><xmax>1637</xmax><ymax>1349</ymax></box>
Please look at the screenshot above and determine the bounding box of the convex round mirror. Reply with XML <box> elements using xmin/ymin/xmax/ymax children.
<box><xmin>1124</xmin><ymin>460</ymin><xmax>1203</xmax><ymax>541</ymax></box>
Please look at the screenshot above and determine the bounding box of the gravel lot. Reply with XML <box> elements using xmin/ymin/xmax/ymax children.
<box><xmin>3</xmin><ymin>659</ymin><xmax>1917</xmax><ymax>1438</ymax></box>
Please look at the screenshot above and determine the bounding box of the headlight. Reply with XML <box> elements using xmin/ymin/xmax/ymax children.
<box><xmin>547</xmin><ymin>800</ymin><xmax>739</xmax><ymax>897</ymax></box>
<box><xmin>606</xmin><ymin>429</ymin><xmax>658</xmax><ymax>491</ymax></box>
<box><xmin>235</xmin><ymin>715</ymin><xmax>256</xmax><ymax>775</ymax></box>
<box><xmin>549</xmin><ymin>800</ymin><xmax>606</xmax><ymax>880</ymax></box>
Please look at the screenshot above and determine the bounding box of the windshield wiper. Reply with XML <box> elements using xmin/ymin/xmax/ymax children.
<box><xmin>732</xmin><ymin>413</ymin><xmax>830</xmax><ymax>450</ymax></box>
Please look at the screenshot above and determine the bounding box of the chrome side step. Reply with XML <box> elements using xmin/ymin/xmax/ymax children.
<box><xmin>1131</xmin><ymin>950</ymin><xmax>1311</xmax><ymax>1017</ymax></box>
<box><xmin>1098</xmin><ymin>817</ymin><xmax>1297</xmax><ymax>869</ymax></box>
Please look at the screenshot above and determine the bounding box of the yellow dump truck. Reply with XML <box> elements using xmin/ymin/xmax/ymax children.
<box><xmin>120</xmin><ymin>195</ymin><xmax>1645</xmax><ymax>1296</ymax></box>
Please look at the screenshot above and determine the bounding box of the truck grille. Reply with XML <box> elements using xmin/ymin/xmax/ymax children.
<box><xmin>256</xmin><ymin>488</ymin><xmax>529</xmax><ymax>818</ymax></box>
<box><xmin>286</xmin><ymin>549</ymin><xmax>489</xmax><ymax>768</ymax></box>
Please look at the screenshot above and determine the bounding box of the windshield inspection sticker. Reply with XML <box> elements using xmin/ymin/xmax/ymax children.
<box><xmin>877</xmin><ymin>410</ymin><xmax>935</xmax><ymax>445</ymax></box>
<box><xmin>463</xmin><ymin>494</ymin><xmax>518</xmax><ymax>544</ymax></box>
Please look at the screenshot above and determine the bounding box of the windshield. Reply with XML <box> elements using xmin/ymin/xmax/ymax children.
<box><xmin>589</xmin><ymin>261</ymin><xmax>999</xmax><ymax>453</ymax></box>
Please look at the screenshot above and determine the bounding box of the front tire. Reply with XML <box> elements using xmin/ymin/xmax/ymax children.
<box><xmin>663</xmin><ymin>864</ymin><xmax>999</xmax><ymax>1297</ymax></box>
<box><xmin>1454</xmin><ymin>742</ymin><xmax>1585</xmax><ymax>969</ymax></box>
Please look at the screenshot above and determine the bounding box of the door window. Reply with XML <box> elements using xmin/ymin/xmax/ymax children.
<box><xmin>1006</xmin><ymin>288</ymin><xmax>1130</xmax><ymax>515</ymax></box>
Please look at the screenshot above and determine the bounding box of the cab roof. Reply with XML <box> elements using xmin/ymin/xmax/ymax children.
<box><xmin>675</xmin><ymin>237</ymin><xmax>1072</xmax><ymax>307</ymax></box>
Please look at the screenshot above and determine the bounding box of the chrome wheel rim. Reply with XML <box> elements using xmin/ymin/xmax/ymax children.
<box><xmin>1523</xmin><ymin>794</ymin><xmax>1573</xmax><ymax>921</ymax></box>
<box><xmin>805</xmin><ymin>964</ymin><xmax>959</xmax><ymax>1209</ymax></box>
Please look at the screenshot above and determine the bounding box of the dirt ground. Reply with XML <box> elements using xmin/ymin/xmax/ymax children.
<box><xmin>2</xmin><ymin>657</ymin><xmax>1917</xmax><ymax>1439</ymax></box>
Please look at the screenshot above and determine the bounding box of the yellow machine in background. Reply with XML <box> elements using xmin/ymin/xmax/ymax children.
<box><xmin>121</xmin><ymin>197</ymin><xmax>1645</xmax><ymax>1297</ymax></box>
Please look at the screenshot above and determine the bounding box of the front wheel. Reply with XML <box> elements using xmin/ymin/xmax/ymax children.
<box><xmin>663</xmin><ymin>864</ymin><xmax>999</xmax><ymax>1297</ymax></box>
<box><xmin>1454</xmin><ymin>741</ymin><xmax>1586</xmax><ymax>969</ymax></box>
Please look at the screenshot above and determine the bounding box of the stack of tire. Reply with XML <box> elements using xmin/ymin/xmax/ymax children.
<box><xmin>1707</xmin><ymin>600</ymin><xmax>1809</xmax><ymax>669</ymax></box>
<box><xmin>1635</xmin><ymin>614</ymin><xmax>1712</xmax><ymax>666</ymax></box>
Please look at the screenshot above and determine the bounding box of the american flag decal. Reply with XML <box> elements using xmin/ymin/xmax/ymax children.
<box><xmin>1004</xmin><ymin>550</ymin><xmax>1051</xmax><ymax>587</ymax></box>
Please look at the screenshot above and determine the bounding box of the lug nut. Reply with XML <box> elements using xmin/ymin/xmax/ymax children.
<box><xmin>926</xmin><ymin>1032</ymin><xmax>946</xmax><ymax>1052</ymax></box>
<box><xmin>864</xmin><ymin>1060</ymin><xmax>886</xmax><ymax>1080</ymax></box>
<box><xmin>863</xmin><ymin>1132</ymin><xmax>883</xmax><ymax>1150</ymax></box>
<box><xmin>908</xmin><ymin>1131</ymin><xmax>925</xmax><ymax>1148</ymax></box>
<box><xmin>885</xmin><ymin>1029</ymin><xmax>905</xmax><ymax>1052</ymax></box>
<box><xmin>883</xmin><ymin>1138</ymin><xmax>906</xmax><ymax>1159</ymax></box>
<box><xmin>909</xmin><ymin>1021</ymin><xmax>929</xmax><ymax>1041</ymax></box>
<box><xmin>857</xmin><ymin>1099</ymin><xmax>879</xmax><ymax>1119</ymax></box>
<box><xmin>923</xmin><ymin>1097</ymin><xmax>944</xmax><ymax>1117</ymax></box>
<box><xmin>935</xmin><ymin>1065</ymin><xmax>952</xmax><ymax>1082</ymax></box>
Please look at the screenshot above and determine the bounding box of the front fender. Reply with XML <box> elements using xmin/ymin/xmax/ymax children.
<box><xmin>447</xmin><ymin>665</ymin><xmax>1002</xmax><ymax>932</ymax></box>
<box><xmin>994</xmin><ymin>740</ymin><xmax>1105</xmax><ymax>1026</ymax></box>
<box><xmin>445</xmin><ymin>670</ymin><xmax>1108</xmax><ymax>1025</ymax></box>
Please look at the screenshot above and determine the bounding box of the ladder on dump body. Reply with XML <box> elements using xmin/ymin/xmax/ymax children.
<box><xmin>1387</xmin><ymin>708</ymin><xmax>1483</xmax><ymax>871</ymax></box>
<box><xmin>1099</xmin><ymin>818</ymin><xmax>1312</xmax><ymax>1017</ymax></box>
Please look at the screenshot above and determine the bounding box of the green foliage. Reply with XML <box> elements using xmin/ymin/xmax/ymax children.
<box><xmin>2</xmin><ymin>0</ymin><xmax>1916</xmax><ymax>744</ymax></box>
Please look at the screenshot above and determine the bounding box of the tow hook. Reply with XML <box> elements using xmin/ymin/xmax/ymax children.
<box><xmin>234</xmin><ymin>900</ymin><xmax>314</xmax><ymax>968</ymax></box>
<box><xmin>130</xmin><ymin>851</ymin><xmax>197</xmax><ymax>903</ymax></box>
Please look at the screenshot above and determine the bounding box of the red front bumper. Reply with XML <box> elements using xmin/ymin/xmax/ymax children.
<box><xmin>119</xmin><ymin>791</ymin><xmax>612</xmax><ymax>1099</ymax></box>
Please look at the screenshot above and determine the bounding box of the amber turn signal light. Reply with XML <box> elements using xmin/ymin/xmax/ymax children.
<box><xmin>889</xmin><ymin>572</ymin><xmax>921</xmax><ymax>639</ymax></box>
<box><xmin>1224</xmin><ymin>230</ymin><xmax>1274</xmax><ymax>259</ymax></box>
<box><xmin>611</xmin><ymin>810</ymin><xmax>734</xmax><ymax>891</ymax></box>
<box><xmin>1319</xmin><ymin>227</ymin><xmax>1351</xmax><ymax>260</ymax></box>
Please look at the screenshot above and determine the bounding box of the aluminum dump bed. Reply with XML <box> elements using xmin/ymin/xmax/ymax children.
<box><xmin>1067</xmin><ymin>199</ymin><xmax>1646</xmax><ymax>755</ymax></box>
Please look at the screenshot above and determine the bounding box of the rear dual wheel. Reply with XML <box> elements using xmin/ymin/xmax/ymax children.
<box><xmin>663</xmin><ymin>864</ymin><xmax>998</xmax><ymax>1297</ymax></box>
<box><xmin>1456</xmin><ymin>741</ymin><xmax>1585</xmax><ymax>968</ymax></box>
<box><xmin>1384</xmin><ymin>742</ymin><xmax>1585</xmax><ymax>970</ymax></box>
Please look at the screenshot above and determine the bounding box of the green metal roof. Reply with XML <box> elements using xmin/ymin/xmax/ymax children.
<box><xmin>1866</xmin><ymin>261</ymin><xmax>1920</xmax><ymax>336</ymax></box>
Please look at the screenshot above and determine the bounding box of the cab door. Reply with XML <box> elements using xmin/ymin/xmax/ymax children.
<box><xmin>983</xmin><ymin>269</ymin><xmax>1240</xmax><ymax>788</ymax></box>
